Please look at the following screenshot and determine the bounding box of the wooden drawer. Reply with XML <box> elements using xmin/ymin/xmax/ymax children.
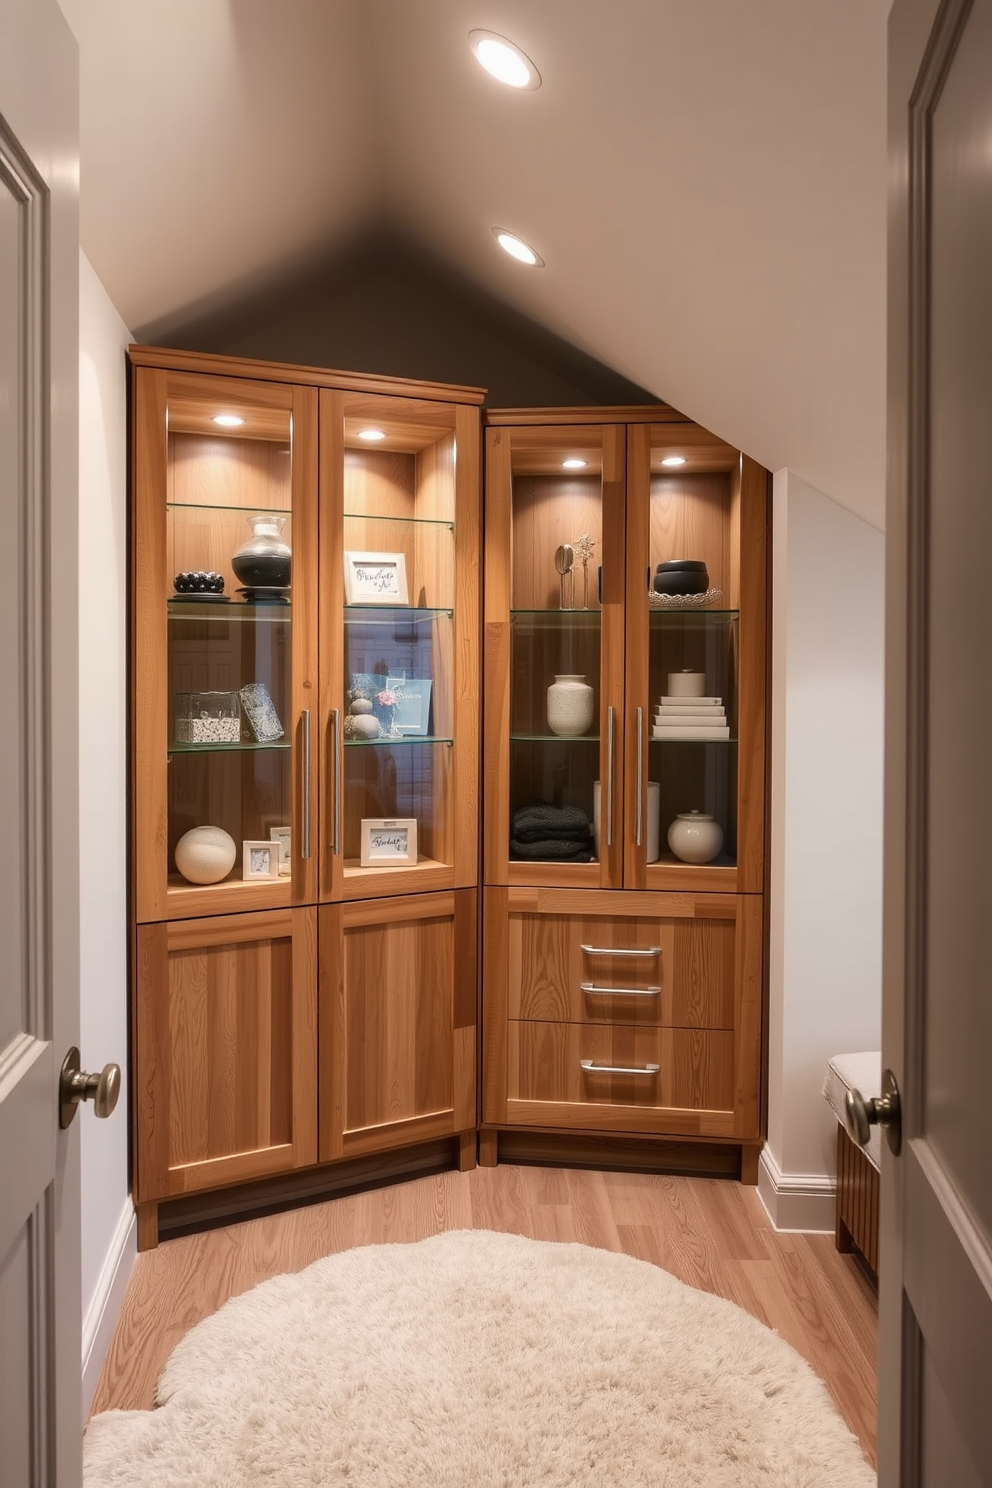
<box><xmin>505</xmin><ymin>1020</ymin><xmax>736</xmax><ymax>1135</ymax></box>
<box><xmin>507</xmin><ymin>896</ymin><xmax>740</xmax><ymax>1028</ymax></box>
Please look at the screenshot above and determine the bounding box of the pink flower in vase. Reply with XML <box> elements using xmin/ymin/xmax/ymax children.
<box><xmin>376</xmin><ymin>689</ymin><xmax>398</xmax><ymax>708</ymax></box>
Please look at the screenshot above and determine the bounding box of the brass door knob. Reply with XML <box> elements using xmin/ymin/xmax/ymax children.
<box><xmin>844</xmin><ymin>1067</ymin><xmax>902</xmax><ymax>1156</ymax></box>
<box><xmin>59</xmin><ymin>1046</ymin><xmax>121</xmax><ymax>1129</ymax></box>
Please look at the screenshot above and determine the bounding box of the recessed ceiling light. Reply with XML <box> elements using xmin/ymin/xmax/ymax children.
<box><xmin>357</xmin><ymin>428</ymin><xmax>387</xmax><ymax>441</ymax></box>
<box><xmin>661</xmin><ymin>455</ymin><xmax>687</xmax><ymax>466</ymax></box>
<box><xmin>492</xmin><ymin>228</ymin><xmax>544</xmax><ymax>267</ymax></box>
<box><xmin>469</xmin><ymin>30</ymin><xmax>541</xmax><ymax>89</ymax></box>
<box><xmin>212</xmin><ymin>413</ymin><xmax>245</xmax><ymax>428</ymax></box>
<box><xmin>562</xmin><ymin>458</ymin><xmax>587</xmax><ymax>470</ymax></box>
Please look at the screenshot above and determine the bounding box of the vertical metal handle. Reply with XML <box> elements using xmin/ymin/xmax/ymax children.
<box><xmin>606</xmin><ymin>706</ymin><xmax>615</xmax><ymax>848</ymax></box>
<box><xmin>301</xmin><ymin>709</ymin><xmax>311</xmax><ymax>860</ymax></box>
<box><xmin>635</xmin><ymin>705</ymin><xmax>644</xmax><ymax>847</ymax></box>
<box><xmin>330</xmin><ymin>707</ymin><xmax>341</xmax><ymax>855</ymax></box>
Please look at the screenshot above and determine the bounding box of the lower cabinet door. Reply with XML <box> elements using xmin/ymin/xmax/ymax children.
<box><xmin>319</xmin><ymin>890</ymin><xmax>477</xmax><ymax>1161</ymax></box>
<box><xmin>134</xmin><ymin>908</ymin><xmax>318</xmax><ymax>1202</ymax></box>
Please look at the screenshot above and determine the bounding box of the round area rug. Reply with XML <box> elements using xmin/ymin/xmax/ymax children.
<box><xmin>84</xmin><ymin>1230</ymin><xmax>874</xmax><ymax>1487</ymax></box>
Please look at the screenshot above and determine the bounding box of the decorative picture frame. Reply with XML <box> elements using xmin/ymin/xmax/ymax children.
<box><xmin>268</xmin><ymin>825</ymin><xmax>292</xmax><ymax>875</ymax></box>
<box><xmin>386</xmin><ymin>676</ymin><xmax>433</xmax><ymax>736</ymax></box>
<box><xmin>343</xmin><ymin>551</ymin><xmax>409</xmax><ymax>606</ymax></box>
<box><xmin>243</xmin><ymin>839</ymin><xmax>281</xmax><ymax>880</ymax></box>
<box><xmin>360</xmin><ymin>818</ymin><xmax>418</xmax><ymax>867</ymax></box>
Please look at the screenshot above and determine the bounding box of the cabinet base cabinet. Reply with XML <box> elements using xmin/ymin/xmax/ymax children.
<box><xmin>134</xmin><ymin>908</ymin><xmax>319</xmax><ymax>1208</ymax></box>
<box><xmin>483</xmin><ymin>886</ymin><xmax>762</xmax><ymax>1154</ymax></box>
<box><xmin>319</xmin><ymin>890</ymin><xmax>477</xmax><ymax>1162</ymax></box>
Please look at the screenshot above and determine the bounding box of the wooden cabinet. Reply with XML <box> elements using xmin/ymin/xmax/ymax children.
<box><xmin>481</xmin><ymin>408</ymin><xmax>768</xmax><ymax>1175</ymax></box>
<box><xmin>129</xmin><ymin>348</ymin><xmax>481</xmax><ymax>1243</ymax></box>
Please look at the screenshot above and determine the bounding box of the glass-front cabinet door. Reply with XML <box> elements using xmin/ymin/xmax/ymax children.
<box><xmin>624</xmin><ymin>424</ymin><xmax>767</xmax><ymax>893</ymax></box>
<box><xmin>319</xmin><ymin>391</ymin><xmax>480</xmax><ymax>901</ymax></box>
<box><xmin>133</xmin><ymin>369</ymin><xmax>318</xmax><ymax>922</ymax></box>
<box><xmin>484</xmin><ymin>422</ymin><xmax>626</xmax><ymax>888</ymax></box>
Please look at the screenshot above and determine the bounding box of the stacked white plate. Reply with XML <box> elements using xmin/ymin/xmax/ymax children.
<box><xmin>652</xmin><ymin>696</ymin><xmax>729</xmax><ymax>739</ymax></box>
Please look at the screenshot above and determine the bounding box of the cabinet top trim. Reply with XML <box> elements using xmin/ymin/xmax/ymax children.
<box><xmin>127</xmin><ymin>344</ymin><xmax>487</xmax><ymax>406</ymax></box>
<box><xmin>484</xmin><ymin>405</ymin><xmax>678</xmax><ymax>425</ymax></box>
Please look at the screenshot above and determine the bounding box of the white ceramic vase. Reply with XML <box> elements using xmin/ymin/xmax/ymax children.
<box><xmin>667</xmin><ymin>810</ymin><xmax>723</xmax><ymax>865</ymax></box>
<box><xmin>547</xmin><ymin>674</ymin><xmax>594</xmax><ymax>737</ymax></box>
<box><xmin>174</xmin><ymin>825</ymin><xmax>237</xmax><ymax>884</ymax></box>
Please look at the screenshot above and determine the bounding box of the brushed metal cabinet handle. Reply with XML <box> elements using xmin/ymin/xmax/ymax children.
<box><xmin>330</xmin><ymin>707</ymin><xmax>341</xmax><ymax>855</ymax></box>
<box><xmin>606</xmin><ymin>705</ymin><xmax>615</xmax><ymax>848</ymax></box>
<box><xmin>301</xmin><ymin>709</ymin><xmax>311</xmax><ymax>860</ymax></box>
<box><xmin>580</xmin><ymin>944</ymin><xmax>662</xmax><ymax>958</ymax></box>
<box><xmin>580</xmin><ymin>1059</ymin><xmax>660</xmax><ymax>1076</ymax></box>
<box><xmin>580</xmin><ymin>982</ymin><xmax>661</xmax><ymax>997</ymax></box>
<box><xmin>635</xmin><ymin>705</ymin><xmax>644</xmax><ymax>847</ymax></box>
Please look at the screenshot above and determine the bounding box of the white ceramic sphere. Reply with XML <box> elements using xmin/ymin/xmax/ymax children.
<box><xmin>349</xmin><ymin>713</ymin><xmax>381</xmax><ymax>740</ymax></box>
<box><xmin>351</xmin><ymin>697</ymin><xmax>373</xmax><ymax>715</ymax></box>
<box><xmin>175</xmin><ymin>825</ymin><xmax>237</xmax><ymax>884</ymax></box>
<box><xmin>667</xmin><ymin>811</ymin><xmax>723</xmax><ymax>865</ymax></box>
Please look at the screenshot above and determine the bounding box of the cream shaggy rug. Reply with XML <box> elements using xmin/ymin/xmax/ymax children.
<box><xmin>84</xmin><ymin>1230</ymin><xmax>875</xmax><ymax>1487</ymax></box>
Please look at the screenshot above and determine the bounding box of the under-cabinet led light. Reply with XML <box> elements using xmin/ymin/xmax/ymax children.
<box><xmin>469</xmin><ymin>30</ymin><xmax>541</xmax><ymax>89</ymax></box>
<box><xmin>212</xmin><ymin>414</ymin><xmax>245</xmax><ymax>427</ymax></box>
<box><xmin>357</xmin><ymin>428</ymin><xmax>387</xmax><ymax>441</ymax></box>
<box><xmin>661</xmin><ymin>455</ymin><xmax>687</xmax><ymax>466</ymax></box>
<box><xmin>492</xmin><ymin>228</ymin><xmax>544</xmax><ymax>267</ymax></box>
<box><xmin>562</xmin><ymin>458</ymin><xmax>587</xmax><ymax>469</ymax></box>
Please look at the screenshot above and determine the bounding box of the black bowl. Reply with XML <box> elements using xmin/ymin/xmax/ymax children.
<box><xmin>654</xmin><ymin>569</ymin><xmax>709</xmax><ymax>595</ymax></box>
<box><xmin>656</xmin><ymin>559</ymin><xmax>708</xmax><ymax>573</ymax></box>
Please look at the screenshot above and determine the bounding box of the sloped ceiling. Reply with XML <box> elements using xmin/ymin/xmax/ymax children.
<box><xmin>76</xmin><ymin>0</ymin><xmax>888</xmax><ymax>527</ymax></box>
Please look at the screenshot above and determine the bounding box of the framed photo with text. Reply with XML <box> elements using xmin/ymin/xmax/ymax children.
<box><xmin>343</xmin><ymin>551</ymin><xmax>409</xmax><ymax>606</ymax></box>
<box><xmin>360</xmin><ymin>818</ymin><xmax>418</xmax><ymax>867</ymax></box>
<box><xmin>243</xmin><ymin>839</ymin><xmax>281</xmax><ymax>880</ymax></box>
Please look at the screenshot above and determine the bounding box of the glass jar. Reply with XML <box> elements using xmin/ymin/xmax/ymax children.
<box><xmin>175</xmin><ymin>690</ymin><xmax>242</xmax><ymax>745</ymax></box>
<box><xmin>230</xmin><ymin>513</ymin><xmax>291</xmax><ymax>590</ymax></box>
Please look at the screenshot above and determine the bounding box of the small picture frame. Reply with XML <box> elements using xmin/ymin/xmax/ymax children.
<box><xmin>243</xmin><ymin>839</ymin><xmax>281</xmax><ymax>880</ymax></box>
<box><xmin>386</xmin><ymin>676</ymin><xmax>433</xmax><ymax>736</ymax></box>
<box><xmin>269</xmin><ymin>825</ymin><xmax>292</xmax><ymax>875</ymax></box>
<box><xmin>343</xmin><ymin>551</ymin><xmax>409</xmax><ymax>606</ymax></box>
<box><xmin>360</xmin><ymin>818</ymin><xmax>418</xmax><ymax>867</ymax></box>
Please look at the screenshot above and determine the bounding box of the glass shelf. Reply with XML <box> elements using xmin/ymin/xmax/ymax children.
<box><xmin>166</xmin><ymin>501</ymin><xmax>290</xmax><ymax>514</ymax></box>
<box><xmin>648</xmin><ymin>608</ymin><xmax>739</xmax><ymax>624</ymax></box>
<box><xmin>168</xmin><ymin>740</ymin><xmax>292</xmax><ymax>756</ymax></box>
<box><xmin>168</xmin><ymin>600</ymin><xmax>291</xmax><ymax>621</ymax></box>
<box><xmin>649</xmin><ymin>736</ymin><xmax>738</xmax><ymax>745</ymax></box>
<box><xmin>344</xmin><ymin>606</ymin><xmax>451</xmax><ymax>622</ymax></box>
<box><xmin>343</xmin><ymin>511</ymin><xmax>454</xmax><ymax>531</ymax></box>
<box><xmin>511</xmin><ymin>609</ymin><xmax>602</xmax><ymax>626</ymax></box>
<box><xmin>344</xmin><ymin>735</ymin><xmax>453</xmax><ymax>748</ymax></box>
<box><xmin>510</xmin><ymin>733</ymin><xmax>600</xmax><ymax>743</ymax></box>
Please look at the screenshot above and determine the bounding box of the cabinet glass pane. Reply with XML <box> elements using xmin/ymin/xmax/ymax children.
<box><xmin>509</xmin><ymin>437</ymin><xmax>604</xmax><ymax>864</ymax></box>
<box><xmin>646</xmin><ymin>446</ymin><xmax>737</xmax><ymax>868</ymax></box>
<box><xmin>340</xmin><ymin>399</ymin><xmax>458</xmax><ymax>877</ymax></box>
<box><xmin>164</xmin><ymin>396</ymin><xmax>295</xmax><ymax>890</ymax></box>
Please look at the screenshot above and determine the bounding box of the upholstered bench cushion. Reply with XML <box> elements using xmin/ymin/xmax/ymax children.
<box><xmin>822</xmin><ymin>1051</ymin><xmax>882</xmax><ymax>1172</ymax></box>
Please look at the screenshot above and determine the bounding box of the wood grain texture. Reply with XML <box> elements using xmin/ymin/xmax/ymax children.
<box><xmin>835</xmin><ymin>1124</ymin><xmax>879</xmax><ymax>1278</ymax></box>
<box><xmin>89</xmin><ymin>1165</ymin><xmax>878</xmax><ymax>1469</ymax></box>
<box><xmin>506</xmin><ymin>1021</ymin><xmax>736</xmax><ymax>1119</ymax></box>
<box><xmin>129</xmin><ymin>344</ymin><xmax>486</xmax><ymax>405</ymax></box>
<box><xmin>318</xmin><ymin>892</ymin><xmax>476</xmax><ymax>1163</ymax></box>
<box><xmin>134</xmin><ymin>909</ymin><xmax>317</xmax><ymax>1211</ymax></box>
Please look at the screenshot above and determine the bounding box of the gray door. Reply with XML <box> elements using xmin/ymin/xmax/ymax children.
<box><xmin>882</xmin><ymin>1</ymin><xmax>992</xmax><ymax>1482</ymax></box>
<box><xmin>0</xmin><ymin>1</ymin><xmax>82</xmax><ymax>1483</ymax></box>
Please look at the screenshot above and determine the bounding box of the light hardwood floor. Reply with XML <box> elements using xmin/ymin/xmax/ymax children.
<box><xmin>90</xmin><ymin>1166</ymin><xmax>878</xmax><ymax>1468</ymax></box>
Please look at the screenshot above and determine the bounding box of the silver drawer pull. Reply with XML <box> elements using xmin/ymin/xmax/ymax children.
<box><xmin>580</xmin><ymin>1059</ymin><xmax>660</xmax><ymax>1076</ymax></box>
<box><xmin>580</xmin><ymin>982</ymin><xmax>660</xmax><ymax>998</ymax></box>
<box><xmin>580</xmin><ymin>944</ymin><xmax>661</xmax><ymax>958</ymax></box>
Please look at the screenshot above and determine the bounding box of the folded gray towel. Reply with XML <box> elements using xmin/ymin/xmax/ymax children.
<box><xmin>510</xmin><ymin>837</ymin><xmax>595</xmax><ymax>862</ymax></box>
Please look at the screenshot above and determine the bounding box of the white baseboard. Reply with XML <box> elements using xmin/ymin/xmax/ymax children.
<box><xmin>82</xmin><ymin>1200</ymin><xmax>137</xmax><ymax>1421</ymax></box>
<box><xmin>757</xmin><ymin>1145</ymin><xmax>835</xmax><ymax>1233</ymax></box>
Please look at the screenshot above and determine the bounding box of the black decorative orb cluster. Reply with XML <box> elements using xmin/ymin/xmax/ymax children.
<box><xmin>174</xmin><ymin>570</ymin><xmax>225</xmax><ymax>594</ymax></box>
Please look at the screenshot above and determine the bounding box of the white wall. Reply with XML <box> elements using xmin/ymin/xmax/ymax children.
<box><xmin>761</xmin><ymin>469</ymin><xmax>885</xmax><ymax>1230</ymax></box>
<box><xmin>79</xmin><ymin>251</ymin><xmax>134</xmax><ymax>1415</ymax></box>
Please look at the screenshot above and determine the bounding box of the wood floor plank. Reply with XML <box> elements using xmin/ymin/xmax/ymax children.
<box><xmin>89</xmin><ymin>1166</ymin><xmax>877</xmax><ymax>1468</ymax></box>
